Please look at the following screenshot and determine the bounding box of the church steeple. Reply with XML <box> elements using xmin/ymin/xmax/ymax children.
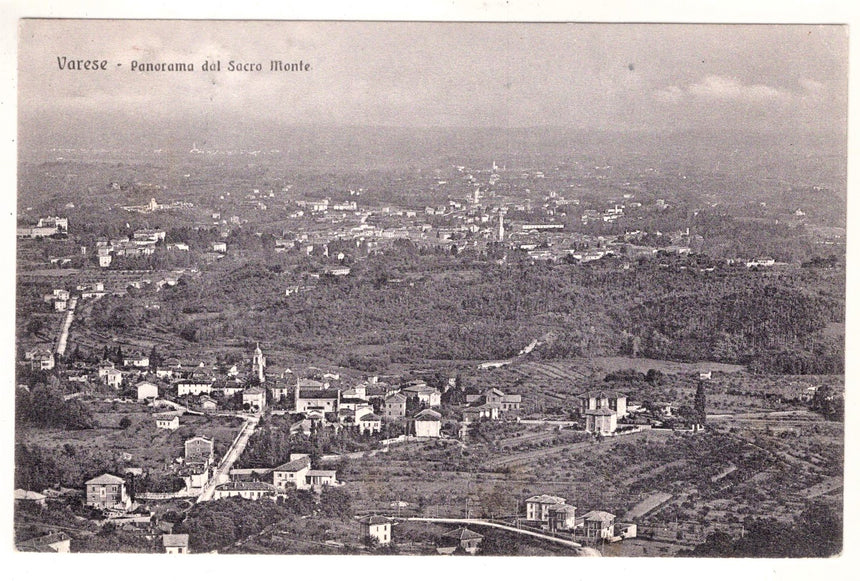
<box><xmin>252</xmin><ymin>343</ymin><xmax>265</xmax><ymax>383</ymax></box>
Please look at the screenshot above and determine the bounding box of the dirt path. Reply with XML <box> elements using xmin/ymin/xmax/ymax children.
<box><xmin>623</xmin><ymin>492</ymin><xmax>673</xmax><ymax>520</ymax></box>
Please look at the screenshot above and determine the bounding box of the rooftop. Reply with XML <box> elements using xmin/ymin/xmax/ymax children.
<box><xmin>162</xmin><ymin>533</ymin><xmax>189</xmax><ymax>547</ymax></box>
<box><xmin>579</xmin><ymin>390</ymin><xmax>627</xmax><ymax>399</ymax></box>
<box><xmin>443</xmin><ymin>527</ymin><xmax>484</xmax><ymax>541</ymax></box>
<box><xmin>582</xmin><ymin>510</ymin><xmax>616</xmax><ymax>522</ymax></box>
<box><xmin>273</xmin><ymin>456</ymin><xmax>312</xmax><ymax>472</ymax></box>
<box><xmin>525</xmin><ymin>494</ymin><xmax>567</xmax><ymax>505</ymax></box>
<box><xmin>585</xmin><ymin>407</ymin><xmax>617</xmax><ymax>416</ymax></box>
<box><xmin>298</xmin><ymin>389</ymin><xmax>339</xmax><ymax>399</ymax></box>
<box><xmin>85</xmin><ymin>473</ymin><xmax>125</xmax><ymax>486</ymax></box>
<box><xmin>215</xmin><ymin>481</ymin><xmax>277</xmax><ymax>492</ymax></box>
<box><xmin>307</xmin><ymin>469</ymin><xmax>337</xmax><ymax>478</ymax></box>
<box><xmin>14</xmin><ymin>489</ymin><xmax>46</xmax><ymax>501</ymax></box>
<box><xmin>414</xmin><ymin>409</ymin><xmax>442</xmax><ymax>420</ymax></box>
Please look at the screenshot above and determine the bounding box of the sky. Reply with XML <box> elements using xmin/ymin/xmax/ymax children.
<box><xmin>17</xmin><ymin>20</ymin><xmax>848</xmax><ymax>136</ymax></box>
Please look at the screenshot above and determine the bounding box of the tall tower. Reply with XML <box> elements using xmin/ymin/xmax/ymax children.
<box><xmin>252</xmin><ymin>343</ymin><xmax>266</xmax><ymax>383</ymax></box>
<box><xmin>498</xmin><ymin>214</ymin><xmax>505</xmax><ymax>242</ymax></box>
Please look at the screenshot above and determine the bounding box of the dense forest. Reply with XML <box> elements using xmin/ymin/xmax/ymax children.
<box><xmin>83</xmin><ymin>244</ymin><xmax>845</xmax><ymax>375</ymax></box>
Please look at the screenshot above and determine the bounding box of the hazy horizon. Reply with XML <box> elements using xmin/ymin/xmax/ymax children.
<box><xmin>18</xmin><ymin>21</ymin><xmax>848</xmax><ymax>141</ymax></box>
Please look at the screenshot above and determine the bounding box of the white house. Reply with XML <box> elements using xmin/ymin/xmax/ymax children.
<box><xmin>578</xmin><ymin>390</ymin><xmax>627</xmax><ymax>418</ymax></box>
<box><xmin>154</xmin><ymin>412</ymin><xmax>180</xmax><ymax>431</ymax></box>
<box><xmin>213</xmin><ymin>481</ymin><xmax>277</xmax><ymax>501</ymax></box>
<box><xmin>525</xmin><ymin>494</ymin><xmax>568</xmax><ymax>523</ymax></box>
<box><xmin>401</xmin><ymin>383</ymin><xmax>442</xmax><ymax>407</ymax></box>
<box><xmin>177</xmin><ymin>378</ymin><xmax>214</xmax><ymax>396</ymax></box>
<box><xmin>123</xmin><ymin>354</ymin><xmax>150</xmax><ymax>369</ymax></box>
<box><xmin>412</xmin><ymin>409</ymin><xmax>442</xmax><ymax>438</ymax></box>
<box><xmin>360</xmin><ymin>515</ymin><xmax>392</xmax><ymax>546</ymax></box>
<box><xmin>162</xmin><ymin>534</ymin><xmax>189</xmax><ymax>554</ymax></box>
<box><xmin>242</xmin><ymin>386</ymin><xmax>267</xmax><ymax>411</ymax></box>
<box><xmin>104</xmin><ymin>368</ymin><xmax>124</xmax><ymax>389</ymax></box>
<box><xmin>136</xmin><ymin>381</ymin><xmax>159</xmax><ymax>401</ymax></box>
<box><xmin>306</xmin><ymin>469</ymin><xmax>338</xmax><ymax>490</ymax></box>
<box><xmin>585</xmin><ymin>408</ymin><xmax>617</xmax><ymax>435</ymax></box>
<box><xmin>272</xmin><ymin>454</ymin><xmax>338</xmax><ymax>491</ymax></box>
<box><xmin>582</xmin><ymin>510</ymin><xmax>616</xmax><ymax>539</ymax></box>
<box><xmin>357</xmin><ymin>413</ymin><xmax>382</xmax><ymax>435</ymax></box>
<box><xmin>272</xmin><ymin>455</ymin><xmax>311</xmax><ymax>490</ymax></box>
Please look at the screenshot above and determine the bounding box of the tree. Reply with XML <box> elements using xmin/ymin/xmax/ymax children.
<box><xmin>319</xmin><ymin>486</ymin><xmax>353</xmax><ymax>519</ymax></box>
<box><xmin>149</xmin><ymin>345</ymin><xmax>162</xmax><ymax>371</ymax></box>
<box><xmin>119</xmin><ymin>416</ymin><xmax>132</xmax><ymax>430</ymax></box>
<box><xmin>694</xmin><ymin>382</ymin><xmax>707</xmax><ymax>426</ymax></box>
<box><xmin>645</xmin><ymin>368</ymin><xmax>664</xmax><ymax>386</ymax></box>
<box><xmin>26</xmin><ymin>318</ymin><xmax>44</xmax><ymax>336</ymax></box>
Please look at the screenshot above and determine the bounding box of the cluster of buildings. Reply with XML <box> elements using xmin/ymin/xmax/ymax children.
<box><xmin>42</xmin><ymin>288</ymin><xmax>70</xmax><ymax>312</ymax></box>
<box><xmin>17</xmin><ymin>216</ymin><xmax>69</xmax><ymax>239</ymax></box>
<box><xmin>358</xmin><ymin>516</ymin><xmax>486</xmax><ymax>555</ymax></box>
<box><xmin>120</xmin><ymin>196</ymin><xmax>192</xmax><ymax>214</ymax></box>
<box><xmin>219</xmin><ymin>453</ymin><xmax>339</xmax><ymax>500</ymax></box>
<box><xmin>94</xmin><ymin>227</ymin><xmax>165</xmax><ymax>267</ymax></box>
<box><xmin>23</xmin><ymin>348</ymin><xmax>56</xmax><ymax>371</ymax></box>
<box><xmin>524</xmin><ymin>494</ymin><xmax>636</xmax><ymax>542</ymax></box>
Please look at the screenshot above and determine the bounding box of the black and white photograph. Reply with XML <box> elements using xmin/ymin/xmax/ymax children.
<box><xmin>6</xmin><ymin>3</ymin><xmax>852</xmax><ymax>568</ymax></box>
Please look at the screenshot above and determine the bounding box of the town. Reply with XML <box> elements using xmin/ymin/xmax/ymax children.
<box><xmin>14</xmin><ymin>144</ymin><xmax>845</xmax><ymax>556</ymax></box>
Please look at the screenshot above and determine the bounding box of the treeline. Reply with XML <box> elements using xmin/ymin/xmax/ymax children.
<box><xmin>630</xmin><ymin>284</ymin><xmax>844</xmax><ymax>371</ymax></box>
<box><xmin>15</xmin><ymin>442</ymin><xmax>115</xmax><ymax>491</ymax></box>
<box><xmin>16</xmin><ymin>385</ymin><xmax>95</xmax><ymax>430</ymax></box>
<box><xmin>175</xmin><ymin>488</ymin><xmax>352</xmax><ymax>553</ymax></box>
